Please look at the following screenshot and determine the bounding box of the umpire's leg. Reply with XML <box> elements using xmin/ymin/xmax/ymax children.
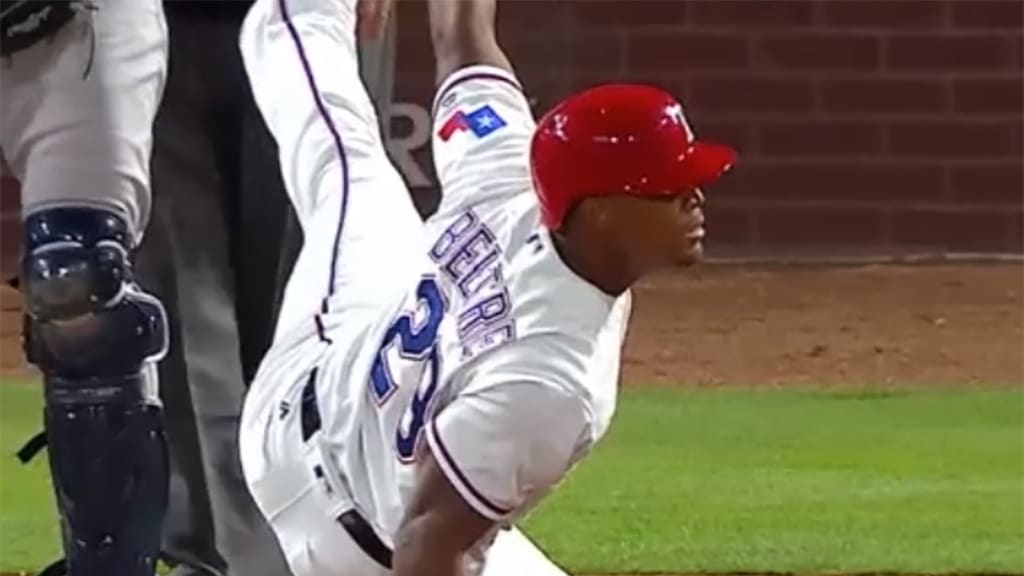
<box><xmin>150</xmin><ymin>5</ymin><xmax>291</xmax><ymax>574</ymax></box>
<box><xmin>135</xmin><ymin>197</ymin><xmax>226</xmax><ymax>576</ymax></box>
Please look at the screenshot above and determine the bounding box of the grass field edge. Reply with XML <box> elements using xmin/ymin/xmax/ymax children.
<box><xmin>579</xmin><ymin>572</ymin><xmax>1024</xmax><ymax>576</ymax></box>
<box><xmin>0</xmin><ymin>570</ymin><xmax>1017</xmax><ymax>576</ymax></box>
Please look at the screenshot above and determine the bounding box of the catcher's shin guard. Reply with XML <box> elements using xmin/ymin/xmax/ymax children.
<box><xmin>20</xmin><ymin>207</ymin><xmax>169</xmax><ymax>576</ymax></box>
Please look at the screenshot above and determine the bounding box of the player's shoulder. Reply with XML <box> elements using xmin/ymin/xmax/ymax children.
<box><xmin>458</xmin><ymin>299</ymin><xmax>619</xmax><ymax>400</ymax></box>
<box><xmin>504</xmin><ymin>227</ymin><xmax>618</xmax><ymax>334</ymax></box>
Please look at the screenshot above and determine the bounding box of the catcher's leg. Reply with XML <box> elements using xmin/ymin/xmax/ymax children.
<box><xmin>22</xmin><ymin>207</ymin><xmax>170</xmax><ymax>576</ymax></box>
<box><xmin>0</xmin><ymin>0</ymin><xmax>167</xmax><ymax>242</ymax></box>
<box><xmin>240</xmin><ymin>0</ymin><xmax>423</xmax><ymax>340</ymax></box>
<box><xmin>1</xmin><ymin>1</ymin><xmax>170</xmax><ymax>575</ymax></box>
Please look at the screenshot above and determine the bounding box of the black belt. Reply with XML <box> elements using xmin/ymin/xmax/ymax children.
<box><xmin>301</xmin><ymin>371</ymin><xmax>394</xmax><ymax>569</ymax></box>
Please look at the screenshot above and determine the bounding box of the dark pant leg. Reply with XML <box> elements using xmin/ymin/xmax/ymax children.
<box><xmin>154</xmin><ymin>7</ymin><xmax>292</xmax><ymax>575</ymax></box>
<box><xmin>146</xmin><ymin>10</ymin><xmax>238</xmax><ymax>573</ymax></box>
<box><xmin>135</xmin><ymin>195</ymin><xmax>226</xmax><ymax>576</ymax></box>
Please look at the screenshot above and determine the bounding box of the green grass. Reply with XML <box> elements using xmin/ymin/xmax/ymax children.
<box><xmin>2</xmin><ymin>382</ymin><xmax>1022</xmax><ymax>574</ymax></box>
<box><xmin>0</xmin><ymin>381</ymin><xmax>61</xmax><ymax>571</ymax></box>
<box><xmin>524</xmin><ymin>388</ymin><xmax>1024</xmax><ymax>573</ymax></box>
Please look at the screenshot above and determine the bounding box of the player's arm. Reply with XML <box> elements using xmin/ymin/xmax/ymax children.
<box><xmin>392</xmin><ymin>379</ymin><xmax>591</xmax><ymax>575</ymax></box>
<box><xmin>356</xmin><ymin>0</ymin><xmax>391</xmax><ymax>39</ymax></box>
<box><xmin>391</xmin><ymin>446</ymin><xmax>492</xmax><ymax>575</ymax></box>
<box><xmin>424</xmin><ymin>0</ymin><xmax>538</xmax><ymax>219</ymax></box>
<box><xmin>428</xmin><ymin>0</ymin><xmax>513</xmax><ymax>84</ymax></box>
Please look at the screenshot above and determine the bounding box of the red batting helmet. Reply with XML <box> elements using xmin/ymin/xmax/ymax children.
<box><xmin>530</xmin><ymin>84</ymin><xmax>737</xmax><ymax>230</ymax></box>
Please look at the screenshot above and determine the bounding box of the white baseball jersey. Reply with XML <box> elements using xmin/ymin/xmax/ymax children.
<box><xmin>237</xmin><ymin>0</ymin><xmax>630</xmax><ymax>574</ymax></box>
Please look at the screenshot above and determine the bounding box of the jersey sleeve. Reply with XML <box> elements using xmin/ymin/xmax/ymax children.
<box><xmin>424</xmin><ymin>374</ymin><xmax>592</xmax><ymax>522</ymax></box>
<box><xmin>586</xmin><ymin>291</ymin><xmax>634</xmax><ymax>440</ymax></box>
<box><xmin>430</xmin><ymin>65</ymin><xmax>537</xmax><ymax>218</ymax></box>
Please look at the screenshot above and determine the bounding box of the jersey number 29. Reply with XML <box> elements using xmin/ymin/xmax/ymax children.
<box><xmin>369</xmin><ymin>276</ymin><xmax>447</xmax><ymax>461</ymax></box>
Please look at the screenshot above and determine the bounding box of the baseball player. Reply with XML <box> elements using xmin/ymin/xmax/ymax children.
<box><xmin>237</xmin><ymin>0</ymin><xmax>735</xmax><ymax>573</ymax></box>
<box><xmin>1</xmin><ymin>1</ymin><xmax>170</xmax><ymax>575</ymax></box>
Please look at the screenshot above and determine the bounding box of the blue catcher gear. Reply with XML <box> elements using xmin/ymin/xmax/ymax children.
<box><xmin>18</xmin><ymin>207</ymin><xmax>169</xmax><ymax>576</ymax></box>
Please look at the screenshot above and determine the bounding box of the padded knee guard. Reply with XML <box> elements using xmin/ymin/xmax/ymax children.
<box><xmin>20</xmin><ymin>207</ymin><xmax>169</xmax><ymax>576</ymax></box>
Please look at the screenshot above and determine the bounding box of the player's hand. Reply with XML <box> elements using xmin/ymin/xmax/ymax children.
<box><xmin>357</xmin><ymin>0</ymin><xmax>395</xmax><ymax>40</ymax></box>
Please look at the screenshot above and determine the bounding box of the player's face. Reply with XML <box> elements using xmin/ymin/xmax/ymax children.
<box><xmin>615</xmin><ymin>188</ymin><xmax>706</xmax><ymax>268</ymax></box>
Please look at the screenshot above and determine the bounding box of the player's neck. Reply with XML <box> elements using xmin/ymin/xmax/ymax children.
<box><xmin>550</xmin><ymin>230</ymin><xmax>636</xmax><ymax>297</ymax></box>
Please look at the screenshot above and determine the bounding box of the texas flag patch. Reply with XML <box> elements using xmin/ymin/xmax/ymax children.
<box><xmin>437</xmin><ymin>104</ymin><xmax>507</xmax><ymax>142</ymax></box>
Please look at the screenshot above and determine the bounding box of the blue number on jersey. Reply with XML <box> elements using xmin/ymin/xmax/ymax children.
<box><xmin>369</xmin><ymin>275</ymin><xmax>447</xmax><ymax>460</ymax></box>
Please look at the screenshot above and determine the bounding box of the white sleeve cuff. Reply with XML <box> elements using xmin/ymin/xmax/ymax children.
<box><xmin>431</xmin><ymin>64</ymin><xmax>525</xmax><ymax>118</ymax></box>
<box><xmin>425</xmin><ymin>418</ymin><xmax>514</xmax><ymax>521</ymax></box>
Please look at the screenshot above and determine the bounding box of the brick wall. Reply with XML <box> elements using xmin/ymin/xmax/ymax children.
<box><xmin>0</xmin><ymin>175</ymin><xmax>18</xmax><ymax>281</ymax></box>
<box><xmin>2</xmin><ymin>0</ymin><xmax>1021</xmax><ymax>261</ymax></box>
<box><xmin>395</xmin><ymin>0</ymin><xmax>1024</xmax><ymax>253</ymax></box>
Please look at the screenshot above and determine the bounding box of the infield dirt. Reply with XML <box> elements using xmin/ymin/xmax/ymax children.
<box><xmin>4</xmin><ymin>263</ymin><xmax>1022</xmax><ymax>387</ymax></box>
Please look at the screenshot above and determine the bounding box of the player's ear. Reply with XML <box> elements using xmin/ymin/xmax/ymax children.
<box><xmin>569</xmin><ymin>198</ymin><xmax>611</xmax><ymax>232</ymax></box>
<box><xmin>593</xmin><ymin>197</ymin><xmax>629</xmax><ymax>239</ymax></box>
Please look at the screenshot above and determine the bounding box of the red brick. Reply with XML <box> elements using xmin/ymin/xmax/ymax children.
<box><xmin>885</xmin><ymin>35</ymin><xmax>1016</xmax><ymax>71</ymax></box>
<box><xmin>695</xmin><ymin>120</ymin><xmax>758</xmax><ymax>156</ymax></box>
<box><xmin>501</xmin><ymin>17</ymin><xmax>572</xmax><ymax>74</ymax></box>
<box><xmin>690</xmin><ymin>0</ymin><xmax>816</xmax><ymax>28</ymax></box>
<box><xmin>951</xmin><ymin>0</ymin><xmax>1024</xmax><ymax>30</ymax></box>
<box><xmin>890</xmin><ymin>207</ymin><xmax>1021</xmax><ymax>250</ymax></box>
<box><xmin>393</xmin><ymin>72</ymin><xmax>438</xmax><ymax>105</ymax></box>
<box><xmin>1008</xmin><ymin>215</ymin><xmax>1024</xmax><ymax>252</ymax></box>
<box><xmin>572</xmin><ymin>0</ymin><xmax>688</xmax><ymax>28</ymax></box>
<box><xmin>703</xmin><ymin>202</ymin><xmax>755</xmax><ymax>246</ymax></box>
<box><xmin>0</xmin><ymin>177</ymin><xmax>20</xmax><ymax>213</ymax></box>
<box><xmin>570</xmin><ymin>67</ymin><xmax>627</xmax><ymax>90</ymax></box>
<box><xmin>759</xmin><ymin>121</ymin><xmax>884</xmax><ymax>157</ymax></box>
<box><xmin>500</xmin><ymin>0</ymin><xmax>574</xmax><ymax>31</ymax></box>
<box><xmin>949</xmin><ymin>163</ymin><xmax>1024</xmax><ymax>205</ymax></box>
<box><xmin>570</xmin><ymin>63</ymin><xmax>685</xmax><ymax>89</ymax></box>
<box><xmin>887</xmin><ymin>121</ymin><xmax>1019</xmax><ymax>158</ymax></box>
<box><xmin>517</xmin><ymin>74</ymin><xmax>566</xmax><ymax>112</ymax></box>
<box><xmin>823</xmin><ymin>1</ymin><xmax>947</xmax><ymax>29</ymax></box>
<box><xmin>757</xmin><ymin>205</ymin><xmax>885</xmax><ymax>245</ymax></box>
<box><xmin>711</xmin><ymin>161</ymin><xmax>945</xmax><ymax>202</ymax></box>
<box><xmin>689</xmin><ymin>77</ymin><xmax>816</xmax><ymax>114</ymax></box>
<box><xmin>572</xmin><ymin>30</ymin><xmax>626</xmax><ymax>72</ymax></box>
<box><xmin>952</xmin><ymin>78</ymin><xmax>1024</xmax><ymax>116</ymax></box>
<box><xmin>756</xmin><ymin>34</ymin><xmax>880</xmax><ymax>70</ymax></box>
<box><xmin>820</xmin><ymin>79</ymin><xmax>948</xmax><ymax>114</ymax></box>
<box><xmin>1</xmin><ymin>212</ymin><xmax>21</xmax><ymax>280</ymax></box>
<box><xmin>523</xmin><ymin>89</ymin><xmax>554</xmax><ymax>116</ymax></box>
<box><xmin>395</xmin><ymin>0</ymin><xmax>431</xmax><ymax>65</ymax></box>
<box><xmin>626</xmin><ymin>32</ymin><xmax>750</xmax><ymax>71</ymax></box>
